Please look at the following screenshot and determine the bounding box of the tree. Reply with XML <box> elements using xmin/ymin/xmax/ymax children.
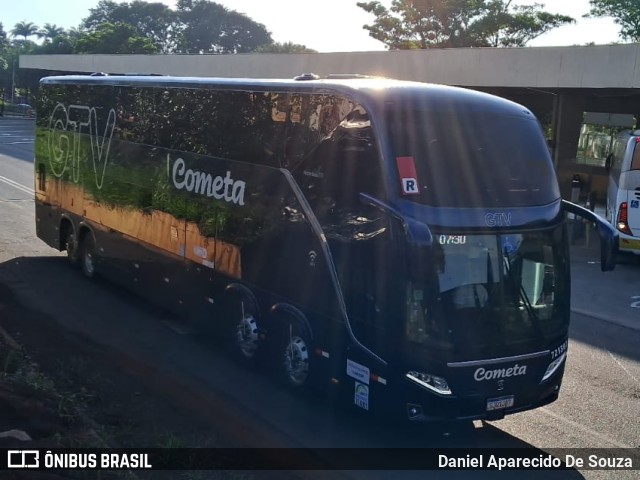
<box><xmin>587</xmin><ymin>0</ymin><xmax>640</xmax><ymax>42</ymax></box>
<box><xmin>33</xmin><ymin>35</ymin><xmax>75</xmax><ymax>54</ymax></box>
<box><xmin>357</xmin><ymin>0</ymin><xmax>483</xmax><ymax>48</ymax></box>
<box><xmin>74</xmin><ymin>22</ymin><xmax>158</xmax><ymax>54</ymax></box>
<box><xmin>474</xmin><ymin>0</ymin><xmax>575</xmax><ymax>47</ymax></box>
<box><xmin>67</xmin><ymin>27</ymin><xmax>86</xmax><ymax>42</ymax></box>
<box><xmin>357</xmin><ymin>0</ymin><xmax>574</xmax><ymax>48</ymax></box>
<box><xmin>176</xmin><ymin>0</ymin><xmax>272</xmax><ymax>53</ymax></box>
<box><xmin>255</xmin><ymin>42</ymin><xmax>317</xmax><ymax>53</ymax></box>
<box><xmin>37</xmin><ymin>24</ymin><xmax>66</xmax><ymax>43</ymax></box>
<box><xmin>82</xmin><ymin>0</ymin><xmax>178</xmax><ymax>52</ymax></box>
<box><xmin>8</xmin><ymin>39</ymin><xmax>37</xmax><ymax>53</ymax></box>
<box><xmin>11</xmin><ymin>21</ymin><xmax>39</xmax><ymax>41</ymax></box>
<box><xmin>82</xmin><ymin>0</ymin><xmax>119</xmax><ymax>27</ymax></box>
<box><xmin>1</xmin><ymin>38</ymin><xmax>39</xmax><ymax>103</ymax></box>
<box><xmin>0</xmin><ymin>22</ymin><xmax>8</xmax><ymax>53</ymax></box>
<box><xmin>0</xmin><ymin>23</ymin><xmax>7</xmax><ymax>76</ymax></box>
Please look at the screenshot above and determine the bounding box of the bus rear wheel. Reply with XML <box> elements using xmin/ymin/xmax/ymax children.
<box><xmin>79</xmin><ymin>233</ymin><xmax>97</xmax><ymax>279</ymax></box>
<box><xmin>276</xmin><ymin>321</ymin><xmax>311</xmax><ymax>388</ymax></box>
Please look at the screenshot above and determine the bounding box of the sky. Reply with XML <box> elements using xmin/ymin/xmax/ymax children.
<box><xmin>1</xmin><ymin>0</ymin><xmax>622</xmax><ymax>52</ymax></box>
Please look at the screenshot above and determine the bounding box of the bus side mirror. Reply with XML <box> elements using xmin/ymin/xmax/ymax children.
<box><xmin>561</xmin><ymin>200</ymin><xmax>618</xmax><ymax>272</ymax></box>
<box><xmin>599</xmin><ymin>230</ymin><xmax>617</xmax><ymax>272</ymax></box>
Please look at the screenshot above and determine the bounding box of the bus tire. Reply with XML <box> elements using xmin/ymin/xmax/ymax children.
<box><xmin>61</xmin><ymin>221</ymin><xmax>79</xmax><ymax>266</ymax></box>
<box><xmin>222</xmin><ymin>290</ymin><xmax>260</xmax><ymax>362</ymax></box>
<box><xmin>66</xmin><ymin>232</ymin><xmax>79</xmax><ymax>265</ymax></box>
<box><xmin>79</xmin><ymin>232</ymin><xmax>97</xmax><ymax>279</ymax></box>
<box><xmin>275</xmin><ymin>318</ymin><xmax>312</xmax><ymax>389</ymax></box>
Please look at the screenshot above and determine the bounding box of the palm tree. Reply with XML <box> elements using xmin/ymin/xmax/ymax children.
<box><xmin>11</xmin><ymin>21</ymin><xmax>38</xmax><ymax>40</ymax></box>
<box><xmin>37</xmin><ymin>23</ymin><xmax>65</xmax><ymax>42</ymax></box>
<box><xmin>0</xmin><ymin>22</ymin><xmax>8</xmax><ymax>51</ymax></box>
<box><xmin>66</xmin><ymin>27</ymin><xmax>85</xmax><ymax>41</ymax></box>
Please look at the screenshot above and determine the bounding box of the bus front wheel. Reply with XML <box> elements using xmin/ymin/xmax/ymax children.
<box><xmin>65</xmin><ymin>231</ymin><xmax>79</xmax><ymax>266</ymax></box>
<box><xmin>222</xmin><ymin>293</ymin><xmax>260</xmax><ymax>362</ymax></box>
<box><xmin>60</xmin><ymin>221</ymin><xmax>79</xmax><ymax>266</ymax></box>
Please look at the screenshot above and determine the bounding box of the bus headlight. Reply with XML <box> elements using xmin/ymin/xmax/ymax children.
<box><xmin>406</xmin><ymin>370</ymin><xmax>452</xmax><ymax>395</ymax></box>
<box><xmin>541</xmin><ymin>352</ymin><xmax>566</xmax><ymax>382</ymax></box>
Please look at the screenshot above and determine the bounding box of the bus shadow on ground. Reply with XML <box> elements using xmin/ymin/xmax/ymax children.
<box><xmin>569</xmin><ymin>238</ymin><xmax>640</xmax><ymax>360</ymax></box>
<box><xmin>569</xmin><ymin>313</ymin><xmax>640</xmax><ymax>365</ymax></box>
<box><xmin>0</xmin><ymin>256</ymin><xmax>590</xmax><ymax>478</ymax></box>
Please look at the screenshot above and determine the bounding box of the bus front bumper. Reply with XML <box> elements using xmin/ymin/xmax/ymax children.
<box><xmin>401</xmin><ymin>371</ymin><xmax>563</xmax><ymax>422</ymax></box>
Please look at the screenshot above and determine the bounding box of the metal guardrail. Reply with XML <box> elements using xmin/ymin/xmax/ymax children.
<box><xmin>0</xmin><ymin>113</ymin><xmax>36</xmax><ymax>119</ymax></box>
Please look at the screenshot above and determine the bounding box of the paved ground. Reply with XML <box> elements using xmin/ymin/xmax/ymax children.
<box><xmin>569</xmin><ymin>213</ymin><xmax>640</xmax><ymax>332</ymax></box>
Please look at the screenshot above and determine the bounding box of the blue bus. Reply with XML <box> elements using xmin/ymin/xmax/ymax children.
<box><xmin>34</xmin><ymin>74</ymin><xmax>617</xmax><ymax>421</ymax></box>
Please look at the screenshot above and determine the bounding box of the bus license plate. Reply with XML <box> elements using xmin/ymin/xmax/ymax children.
<box><xmin>486</xmin><ymin>395</ymin><xmax>514</xmax><ymax>411</ymax></box>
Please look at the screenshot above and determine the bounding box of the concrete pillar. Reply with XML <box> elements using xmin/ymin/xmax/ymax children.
<box><xmin>552</xmin><ymin>93</ymin><xmax>586</xmax><ymax>199</ymax></box>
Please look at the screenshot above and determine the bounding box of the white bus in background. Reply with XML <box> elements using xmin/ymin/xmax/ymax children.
<box><xmin>607</xmin><ymin>129</ymin><xmax>640</xmax><ymax>254</ymax></box>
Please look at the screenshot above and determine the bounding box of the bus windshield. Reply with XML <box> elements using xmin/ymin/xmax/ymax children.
<box><xmin>387</xmin><ymin>110</ymin><xmax>559</xmax><ymax>207</ymax></box>
<box><xmin>405</xmin><ymin>227</ymin><xmax>568</xmax><ymax>360</ymax></box>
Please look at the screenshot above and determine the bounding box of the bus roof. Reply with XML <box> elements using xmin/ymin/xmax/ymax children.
<box><xmin>40</xmin><ymin>74</ymin><xmax>534</xmax><ymax>118</ymax></box>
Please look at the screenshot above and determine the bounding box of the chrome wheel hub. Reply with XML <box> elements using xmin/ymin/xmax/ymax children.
<box><xmin>66</xmin><ymin>234</ymin><xmax>77</xmax><ymax>258</ymax></box>
<box><xmin>284</xmin><ymin>335</ymin><xmax>309</xmax><ymax>386</ymax></box>
<box><xmin>83</xmin><ymin>251</ymin><xmax>94</xmax><ymax>276</ymax></box>
<box><xmin>236</xmin><ymin>314</ymin><xmax>259</xmax><ymax>359</ymax></box>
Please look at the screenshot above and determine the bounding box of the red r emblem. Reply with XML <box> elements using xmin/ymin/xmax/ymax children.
<box><xmin>396</xmin><ymin>156</ymin><xmax>420</xmax><ymax>195</ymax></box>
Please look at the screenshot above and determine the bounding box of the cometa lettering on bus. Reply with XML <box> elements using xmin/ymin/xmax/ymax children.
<box><xmin>170</xmin><ymin>155</ymin><xmax>246</xmax><ymax>205</ymax></box>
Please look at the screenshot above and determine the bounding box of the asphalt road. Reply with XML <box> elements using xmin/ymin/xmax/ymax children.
<box><xmin>0</xmin><ymin>117</ymin><xmax>638</xmax><ymax>479</ymax></box>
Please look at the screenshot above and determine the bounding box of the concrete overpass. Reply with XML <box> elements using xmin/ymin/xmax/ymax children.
<box><xmin>21</xmin><ymin>44</ymin><xmax>640</xmax><ymax>199</ymax></box>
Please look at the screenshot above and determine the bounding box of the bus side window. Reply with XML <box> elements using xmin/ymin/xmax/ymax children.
<box><xmin>631</xmin><ymin>142</ymin><xmax>640</xmax><ymax>170</ymax></box>
<box><xmin>298</xmin><ymin>127</ymin><xmax>385</xmax><ymax>224</ymax></box>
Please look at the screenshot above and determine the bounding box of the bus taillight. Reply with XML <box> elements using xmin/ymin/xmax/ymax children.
<box><xmin>617</xmin><ymin>202</ymin><xmax>632</xmax><ymax>234</ymax></box>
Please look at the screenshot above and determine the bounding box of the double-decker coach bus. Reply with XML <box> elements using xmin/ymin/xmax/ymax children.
<box><xmin>34</xmin><ymin>74</ymin><xmax>617</xmax><ymax>422</ymax></box>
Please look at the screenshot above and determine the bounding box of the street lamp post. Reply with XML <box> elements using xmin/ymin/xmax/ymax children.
<box><xmin>11</xmin><ymin>58</ymin><xmax>16</xmax><ymax>104</ymax></box>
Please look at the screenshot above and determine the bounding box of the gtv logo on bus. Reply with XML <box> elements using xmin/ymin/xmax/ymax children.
<box><xmin>485</xmin><ymin>212</ymin><xmax>512</xmax><ymax>227</ymax></box>
<box><xmin>47</xmin><ymin>103</ymin><xmax>116</xmax><ymax>189</ymax></box>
